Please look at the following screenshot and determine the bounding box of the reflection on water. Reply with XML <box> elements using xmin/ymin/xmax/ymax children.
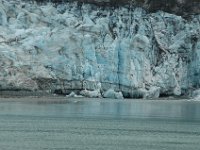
<box><xmin>1</xmin><ymin>99</ymin><xmax>200</xmax><ymax>150</ymax></box>
<box><xmin>0</xmin><ymin>99</ymin><xmax>200</xmax><ymax>121</ymax></box>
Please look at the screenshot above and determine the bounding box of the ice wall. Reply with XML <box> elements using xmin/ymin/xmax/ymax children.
<box><xmin>0</xmin><ymin>0</ymin><xmax>199</xmax><ymax>98</ymax></box>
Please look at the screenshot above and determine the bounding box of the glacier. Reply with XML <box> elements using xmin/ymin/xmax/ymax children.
<box><xmin>0</xmin><ymin>0</ymin><xmax>199</xmax><ymax>98</ymax></box>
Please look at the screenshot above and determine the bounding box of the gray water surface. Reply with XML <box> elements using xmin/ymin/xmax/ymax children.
<box><xmin>0</xmin><ymin>98</ymin><xmax>200</xmax><ymax>150</ymax></box>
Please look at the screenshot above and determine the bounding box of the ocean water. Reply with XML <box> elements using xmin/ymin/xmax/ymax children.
<box><xmin>0</xmin><ymin>98</ymin><xmax>200</xmax><ymax>150</ymax></box>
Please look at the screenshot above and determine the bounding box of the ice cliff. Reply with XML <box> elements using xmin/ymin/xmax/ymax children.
<box><xmin>0</xmin><ymin>0</ymin><xmax>199</xmax><ymax>98</ymax></box>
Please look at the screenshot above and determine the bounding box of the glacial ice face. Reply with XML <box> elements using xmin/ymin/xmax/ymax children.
<box><xmin>0</xmin><ymin>0</ymin><xmax>199</xmax><ymax>98</ymax></box>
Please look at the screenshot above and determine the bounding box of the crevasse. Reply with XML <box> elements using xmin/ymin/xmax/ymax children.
<box><xmin>0</xmin><ymin>0</ymin><xmax>199</xmax><ymax>98</ymax></box>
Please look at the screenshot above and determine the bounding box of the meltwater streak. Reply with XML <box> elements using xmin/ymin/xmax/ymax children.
<box><xmin>0</xmin><ymin>99</ymin><xmax>200</xmax><ymax>150</ymax></box>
